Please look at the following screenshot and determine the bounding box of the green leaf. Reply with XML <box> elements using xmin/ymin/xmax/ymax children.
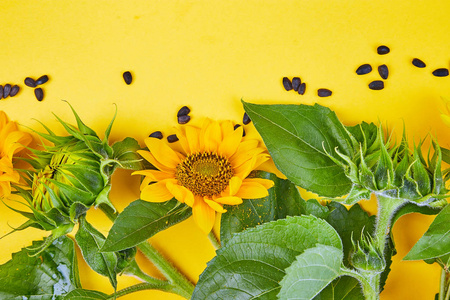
<box><xmin>220</xmin><ymin>171</ymin><xmax>306</xmax><ymax>245</ymax></box>
<box><xmin>278</xmin><ymin>244</ymin><xmax>343</xmax><ymax>300</ymax></box>
<box><xmin>63</xmin><ymin>289</ymin><xmax>109</xmax><ymax>300</ymax></box>
<box><xmin>112</xmin><ymin>137</ymin><xmax>143</xmax><ymax>171</ymax></box>
<box><xmin>242</xmin><ymin>101</ymin><xmax>353</xmax><ymax>198</ymax></box>
<box><xmin>305</xmin><ymin>199</ymin><xmax>331</xmax><ymax>218</ymax></box>
<box><xmin>313</xmin><ymin>276</ymin><xmax>364</xmax><ymax>300</ymax></box>
<box><xmin>192</xmin><ymin>215</ymin><xmax>342</xmax><ymax>299</ymax></box>
<box><xmin>75</xmin><ymin>217</ymin><xmax>118</xmax><ymax>289</ymax></box>
<box><xmin>102</xmin><ymin>199</ymin><xmax>192</xmax><ymax>252</ymax></box>
<box><xmin>404</xmin><ymin>204</ymin><xmax>450</xmax><ymax>260</ymax></box>
<box><xmin>441</xmin><ymin>147</ymin><xmax>450</xmax><ymax>165</ymax></box>
<box><xmin>326</xmin><ymin>202</ymin><xmax>375</xmax><ymax>267</ymax></box>
<box><xmin>0</xmin><ymin>236</ymin><xmax>80</xmax><ymax>299</ymax></box>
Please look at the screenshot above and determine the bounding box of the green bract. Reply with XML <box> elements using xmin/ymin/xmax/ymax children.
<box><xmin>328</xmin><ymin>122</ymin><xmax>448</xmax><ymax>207</ymax></box>
<box><xmin>8</xmin><ymin>102</ymin><xmax>142</xmax><ymax>255</ymax></box>
<box><xmin>350</xmin><ymin>232</ymin><xmax>385</xmax><ymax>273</ymax></box>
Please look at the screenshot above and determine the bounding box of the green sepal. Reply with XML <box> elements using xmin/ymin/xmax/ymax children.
<box><xmin>373</xmin><ymin>128</ymin><xmax>394</xmax><ymax>190</ymax></box>
<box><xmin>63</xmin><ymin>100</ymin><xmax>98</xmax><ymax>137</ymax></box>
<box><xmin>70</xmin><ymin>202</ymin><xmax>90</xmax><ymax>222</ymax></box>
<box><xmin>343</xmin><ymin>185</ymin><xmax>372</xmax><ymax>205</ymax></box>
<box><xmin>27</xmin><ymin>223</ymin><xmax>74</xmax><ymax>256</ymax></box>
<box><xmin>93</xmin><ymin>184</ymin><xmax>116</xmax><ymax>213</ymax></box>
<box><xmin>411</xmin><ymin>145</ymin><xmax>432</xmax><ymax>196</ymax></box>
<box><xmin>102</xmin><ymin>104</ymin><xmax>117</xmax><ymax>146</ymax></box>
<box><xmin>0</xmin><ymin>219</ymin><xmax>43</xmax><ymax>239</ymax></box>
<box><xmin>111</xmin><ymin>137</ymin><xmax>143</xmax><ymax>171</ymax></box>
<box><xmin>47</xmin><ymin>178</ymin><xmax>96</xmax><ymax>206</ymax></box>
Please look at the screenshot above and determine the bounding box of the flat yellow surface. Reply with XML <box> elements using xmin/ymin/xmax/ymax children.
<box><xmin>1</xmin><ymin>1</ymin><xmax>450</xmax><ymax>299</ymax></box>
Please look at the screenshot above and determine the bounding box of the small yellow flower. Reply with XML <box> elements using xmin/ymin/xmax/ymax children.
<box><xmin>0</xmin><ymin>111</ymin><xmax>32</xmax><ymax>197</ymax></box>
<box><xmin>134</xmin><ymin>119</ymin><xmax>274</xmax><ymax>233</ymax></box>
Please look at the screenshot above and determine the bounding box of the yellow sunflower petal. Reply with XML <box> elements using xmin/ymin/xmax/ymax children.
<box><xmin>228</xmin><ymin>176</ymin><xmax>242</xmax><ymax>195</ymax></box>
<box><xmin>244</xmin><ymin>178</ymin><xmax>274</xmax><ymax>189</ymax></box>
<box><xmin>3</xmin><ymin>131</ymin><xmax>32</xmax><ymax>157</ymax></box>
<box><xmin>234</xmin><ymin>179</ymin><xmax>270</xmax><ymax>199</ymax></box>
<box><xmin>137</xmin><ymin>150</ymin><xmax>173</xmax><ymax>173</ymax></box>
<box><xmin>185</xmin><ymin>125</ymin><xmax>200</xmax><ymax>154</ymax></box>
<box><xmin>198</xmin><ymin>118</ymin><xmax>212</xmax><ymax>152</ymax></box>
<box><xmin>204</xmin><ymin>121</ymin><xmax>222</xmax><ymax>153</ymax></box>
<box><xmin>204</xmin><ymin>198</ymin><xmax>227</xmax><ymax>213</ymax></box>
<box><xmin>193</xmin><ymin>197</ymin><xmax>216</xmax><ymax>233</ymax></box>
<box><xmin>166</xmin><ymin>181</ymin><xmax>195</xmax><ymax>207</ymax></box>
<box><xmin>132</xmin><ymin>169</ymin><xmax>174</xmax><ymax>181</ymax></box>
<box><xmin>214</xmin><ymin>196</ymin><xmax>243</xmax><ymax>205</ymax></box>
<box><xmin>0</xmin><ymin>111</ymin><xmax>8</xmax><ymax>128</ymax></box>
<box><xmin>141</xmin><ymin>179</ymin><xmax>175</xmax><ymax>202</ymax></box>
<box><xmin>220</xmin><ymin>120</ymin><xmax>234</xmax><ymax>137</ymax></box>
<box><xmin>144</xmin><ymin>137</ymin><xmax>181</xmax><ymax>169</ymax></box>
<box><xmin>174</xmin><ymin>127</ymin><xmax>191</xmax><ymax>154</ymax></box>
<box><xmin>234</xmin><ymin>153</ymin><xmax>270</xmax><ymax>179</ymax></box>
<box><xmin>219</xmin><ymin>125</ymin><xmax>243</xmax><ymax>157</ymax></box>
<box><xmin>140</xmin><ymin>175</ymin><xmax>153</xmax><ymax>191</ymax></box>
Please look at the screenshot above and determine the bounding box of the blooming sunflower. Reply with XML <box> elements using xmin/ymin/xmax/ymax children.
<box><xmin>134</xmin><ymin>119</ymin><xmax>274</xmax><ymax>233</ymax></box>
<box><xmin>0</xmin><ymin>111</ymin><xmax>32</xmax><ymax>197</ymax></box>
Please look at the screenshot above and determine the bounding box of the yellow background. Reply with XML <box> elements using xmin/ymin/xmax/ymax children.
<box><xmin>1</xmin><ymin>1</ymin><xmax>450</xmax><ymax>299</ymax></box>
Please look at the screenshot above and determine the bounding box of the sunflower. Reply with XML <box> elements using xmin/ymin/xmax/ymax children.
<box><xmin>134</xmin><ymin>119</ymin><xmax>274</xmax><ymax>233</ymax></box>
<box><xmin>0</xmin><ymin>111</ymin><xmax>32</xmax><ymax>197</ymax></box>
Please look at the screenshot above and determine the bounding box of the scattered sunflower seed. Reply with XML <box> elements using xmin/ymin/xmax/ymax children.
<box><xmin>356</xmin><ymin>64</ymin><xmax>372</xmax><ymax>75</ymax></box>
<box><xmin>292</xmin><ymin>77</ymin><xmax>301</xmax><ymax>91</ymax></box>
<box><xmin>432</xmin><ymin>68</ymin><xmax>449</xmax><ymax>77</ymax></box>
<box><xmin>282</xmin><ymin>77</ymin><xmax>293</xmax><ymax>91</ymax></box>
<box><xmin>123</xmin><ymin>71</ymin><xmax>132</xmax><ymax>85</ymax></box>
<box><xmin>0</xmin><ymin>86</ymin><xmax>3</xmax><ymax>100</ymax></box>
<box><xmin>178</xmin><ymin>115</ymin><xmax>190</xmax><ymax>124</ymax></box>
<box><xmin>3</xmin><ymin>84</ymin><xmax>11</xmax><ymax>98</ymax></box>
<box><xmin>377</xmin><ymin>45</ymin><xmax>390</xmax><ymax>55</ymax></box>
<box><xmin>167</xmin><ymin>134</ymin><xmax>178</xmax><ymax>143</ymax></box>
<box><xmin>24</xmin><ymin>77</ymin><xmax>37</xmax><ymax>88</ymax></box>
<box><xmin>412</xmin><ymin>58</ymin><xmax>426</xmax><ymax>68</ymax></box>
<box><xmin>378</xmin><ymin>65</ymin><xmax>389</xmax><ymax>80</ymax></box>
<box><xmin>317</xmin><ymin>89</ymin><xmax>332</xmax><ymax>97</ymax></box>
<box><xmin>149</xmin><ymin>131</ymin><xmax>163</xmax><ymax>139</ymax></box>
<box><xmin>369</xmin><ymin>80</ymin><xmax>384</xmax><ymax>90</ymax></box>
<box><xmin>243</xmin><ymin>112</ymin><xmax>251</xmax><ymax>125</ymax></box>
<box><xmin>177</xmin><ymin>106</ymin><xmax>190</xmax><ymax>117</ymax></box>
<box><xmin>234</xmin><ymin>124</ymin><xmax>246</xmax><ymax>137</ymax></box>
<box><xmin>34</xmin><ymin>88</ymin><xmax>44</xmax><ymax>101</ymax></box>
<box><xmin>298</xmin><ymin>82</ymin><xmax>306</xmax><ymax>95</ymax></box>
<box><xmin>36</xmin><ymin>75</ymin><xmax>49</xmax><ymax>85</ymax></box>
<box><xmin>9</xmin><ymin>85</ymin><xmax>19</xmax><ymax>97</ymax></box>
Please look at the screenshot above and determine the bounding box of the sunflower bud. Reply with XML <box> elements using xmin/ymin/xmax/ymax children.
<box><xmin>350</xmin><ymin>233</ymin><xmax>385</xmax><ymax>273</ymax></box>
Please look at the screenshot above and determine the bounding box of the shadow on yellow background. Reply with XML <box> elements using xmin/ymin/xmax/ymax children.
<box><xmin>1</xmin><ymin>1</ymin><xmax>449</xmax><ymax>299</ymax></box>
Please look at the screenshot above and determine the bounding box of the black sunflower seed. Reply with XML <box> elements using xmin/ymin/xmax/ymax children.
<box><xmin>412</xmin><ymin>58</ymin><xmax>426</xmax><ymax>68</ymax></box>
<box><xmin>317</xmin><ymin>89</ymin><xmax>332</xmax><ymax>97</ymax></box>
<box><xmin>34</xmin><ymin>88</ymin><xmax>44</xmax><ymax>101</ymax></box>
<box><xmin>369</xmin><ymin>80</ymin><xmax>384</xmax><ymax>90</ymax></box>
<box><xmin>0</xmin><ymin>85</ymin><xmax>3</xmax><ymax>100</ymax></box>
<box><xmin>178</xmin><ymin>115</ymin><xmax>190</xmax><ymax>124</ymax></box>
<box><xmin>24</xmin><ymin>77</ymin><xmax>37</xmax><ymax>88</ymax></box>
<box><xmin>378</xmin><ymin>65</ymin><xmax>389</xmax><ymax>80</ymax></box>
<box><xmin>123</xmin><ymin>71</ymin><xmax>132</xmax><ymax>85</ymax></box>
<box><xmin>292</xmin><ymin>77</ymin><xmax>301</xmax><ymax>91</ymax></box>
<box><xmin>3</xmin><ymin>84</ymin><xmax>11</xmax><ymax>98</ymax></box>
<box><xmin>9</xmin><ymin>85</ymin><xmax>20</xmax><ymax>97</ymax></box>
<box><xmin>234</xmin><ymin>124</ymin><xmax>246</xmax><ymax>137</ymax></box>
<box><xmin>377</xmin><ymin>45</ymin><xmax>390</xmax><ymax>55</ymax></box>
<box><xmin>298</xmin><ymin>82</ymin><xmax>306</xmax><ymax>95</ymax></box>
<box><xmin>356</xmin><ymin>64</ymin><xmax>372</xmax><ymax>75</ymax></box>
<box><xmin>167</xmin><ymin>134</ymin><xmax>178</xmax><ymax>143</ymax></box>
<box><xmin>36</xmin><ymin>75</ymin><xmax>49</xmax><ymax>85</ymax></box>
<box><xmin>243</xmin><ymin>112</ymin><xmax>251</xmax><ymax>125</ymax></box>
<box><xmin>282</xmin><ymin>77</ymin><xmax>293</xmax><ymax>91</ymax></box>
<box><xmin>177</xmin><ymin>106</ymin><xmax>190</xmax><ymax>117</ymax></box>
<box><xmin>149</xmin><ymin>131</ymin><xmax>163</xmax><ymax>139</ymax></box>
<box><xmin>432</xmin><ymin>68</ymin><xmax>449</xmax><ymax>77</ymax></box>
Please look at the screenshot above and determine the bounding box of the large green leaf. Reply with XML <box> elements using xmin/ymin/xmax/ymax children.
<box><xmin>102</xmin><ymin>199</ymin><xmax>191</xmax><ymax>252</ymax></box>
<box><xmin>242</xmin><ymin>101</ymin><xmax>353</xmax><ymax>197</ymax></box>
<box><xmin>313</xmin><ymin>276</ymin><xmax>364</xmax><ymax>300</ymax></box>
<box><xmin>75</xmin><ymin>217</ymin><xmax>118</xmax><ymax>289</ymax></box>
<box><xmin>63</xmin><ymin>289</ymin><xmax>109</xmax><ymax>300</ymax></box>
<box><xmin>0</xmin><ymin>236</ymin><xmax>80</xmax><ymax>299</ymax></box>
<box><xmin>192</xmin><ymin>215</ymin><xmax>342</xmax><ymax>299</ymax></box>
<box><xmin>326</xmin><ymin>202</ymin><xmax>375</xmax><ymax>266</ymax></box>
<box><xmin>278</xmin><ymin>244</ymin><xmax>343</xmax><ymax>299</ymax></box>
<box><xmin>220</xmin><ymin>171</ymin><xmax>306</xmax><ymax>245</ymax></box>
<box><xmin>404</xmin><ymin>204</ymin><xmax>450</xmax><ymax>260</ymax></box>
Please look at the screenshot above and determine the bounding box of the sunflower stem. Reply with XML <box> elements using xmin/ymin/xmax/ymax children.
<box><xmin>100</xmin><ymin>205</ymin><xmax>195</xmax><ymax>299</ymax></box>
<box><xmin>137</xmin><ymin>241</ymin><xmax>195</xmax><ymax>298</ymax></box>
<box><xmin>208</xmin><ymin>230</ymin><xmax>221</xmax><ymax>249</ymax></box>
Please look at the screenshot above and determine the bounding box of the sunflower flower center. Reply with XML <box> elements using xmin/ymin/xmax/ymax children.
<box><xmin>175</xmin><ymin>152</ymin><xmax>234</xmax><ymax>197</ymax></box>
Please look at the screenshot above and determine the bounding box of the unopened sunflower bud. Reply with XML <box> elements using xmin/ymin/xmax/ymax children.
<box><xmin>350</xmin><ymin>234</ymin><xmax>385</xmax><ymax>273</ymax></box>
